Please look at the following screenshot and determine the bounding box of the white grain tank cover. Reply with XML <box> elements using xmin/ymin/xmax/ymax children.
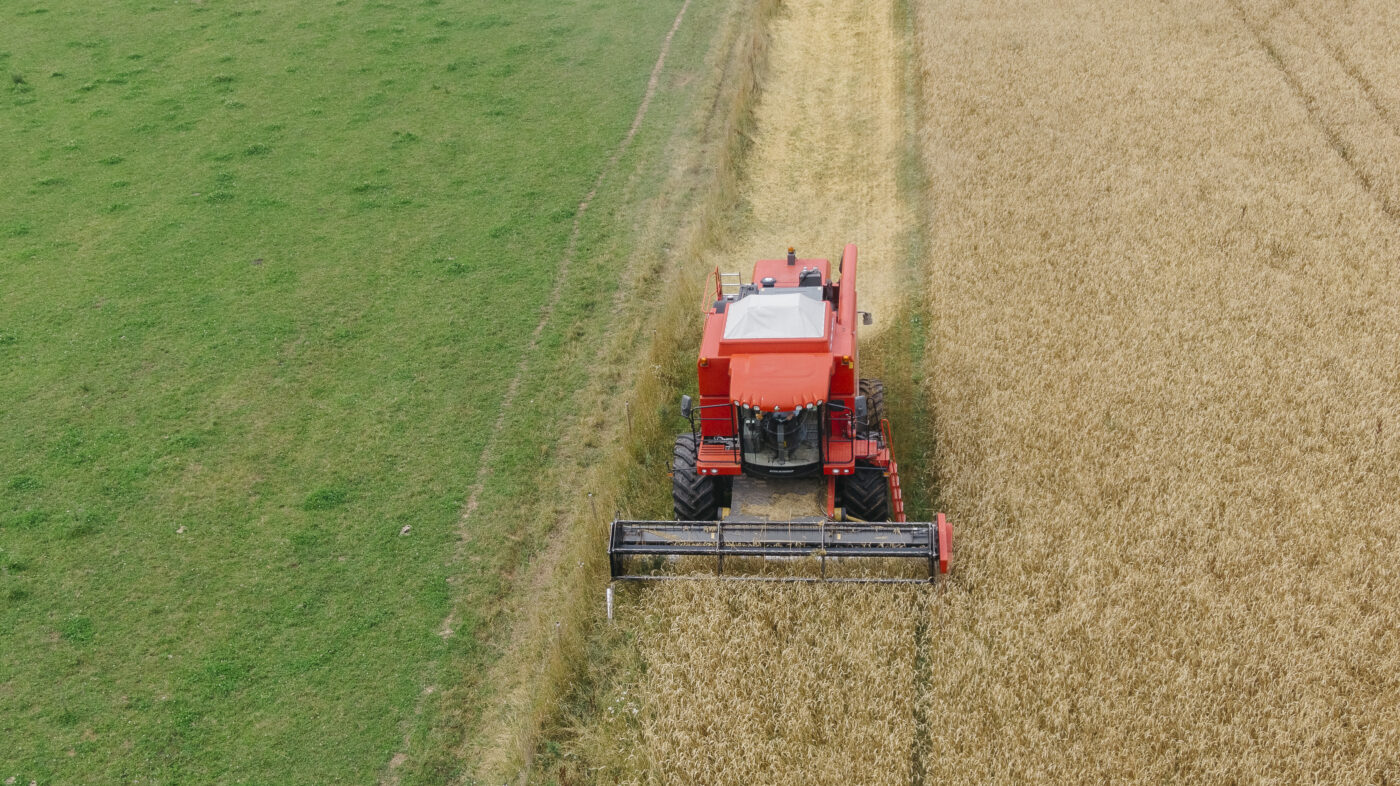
<box><xmin>722</xmin><ymin>292</ymin><xmax>827</xmax><ymax>340</ymax></box>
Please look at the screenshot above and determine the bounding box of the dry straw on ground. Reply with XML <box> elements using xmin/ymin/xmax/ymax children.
<box><xmin>718</xmin><ymin>0</ymin><xmax>910</xmax><ymax>314</ymax></box>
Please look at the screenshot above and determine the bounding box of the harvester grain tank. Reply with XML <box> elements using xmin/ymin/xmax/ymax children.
<box><xmin>608</xmin><ymin>245</ymin><xmax>952</xmax><ymax>583</ymax></box>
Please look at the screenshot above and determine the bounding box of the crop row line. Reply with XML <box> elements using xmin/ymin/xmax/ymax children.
<box><xmin>1230</xmin><ymin>0</ymin><xmax>1400</xmax><ymax>223</ymax></box>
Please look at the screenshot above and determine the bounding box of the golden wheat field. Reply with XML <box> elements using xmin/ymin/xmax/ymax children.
<box><xmin>916</xmin><ymin>0</ymin><xmax>1400</xmax><ymax>779</ymax></box>
<box><xmin>543</xmin><ymin>0</ymin><xmax>1400</xmax><ymax>781</ymax></box>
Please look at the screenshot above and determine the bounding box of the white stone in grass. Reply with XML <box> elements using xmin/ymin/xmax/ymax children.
<box><xmin>399</xmin><ymin>525</ymin><xmax>412</xmax><ymax>536</ymax></box>
<box><xmin>176</xmin><ymin>526</ymin><xmax>186</xmax><ymax>534</ymax></box>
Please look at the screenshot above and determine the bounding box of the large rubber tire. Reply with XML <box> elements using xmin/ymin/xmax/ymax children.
<box><xmin>841</xmin><ymin>461</ymin><xmax>891</xmax><ymax>522</ymax></box>
<box><xmin>672</xmin><ymin>433</ymin><xmax>720</xmax><ymax>521</ymax></box>
<box><xmin>858</xmin><ymin>377</ymin><xmax>886</xmax><ymax>438</ymax></box>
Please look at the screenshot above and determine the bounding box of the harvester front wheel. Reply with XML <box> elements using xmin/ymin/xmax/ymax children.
<box><xmin>672</xmin><ymin>433</ymin><xmax>721</xmax><ymax>521</ymax></box>
<box><xmin>859</xmin><ymin>377</ymin><xmax>886</xmax><ymax>437</ymax></box>
<box><xmin>841</xmin><ymin>461</ymin><xmax>891</xmax><ymax>522</ymax></box>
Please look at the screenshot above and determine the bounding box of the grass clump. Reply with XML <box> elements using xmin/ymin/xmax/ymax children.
<box><xmin>58</xmin><ymin>615</ymin><xmax>94</xmax><ymax>643</ymax></box>
<box><xmin>301</xmin><ymin>487</ymin><xmax>349</xmax><ymax>511</ymax></box>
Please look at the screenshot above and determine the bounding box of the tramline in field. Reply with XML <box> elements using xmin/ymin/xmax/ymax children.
<box><xmin>609</xmin><ymin>245</ymin><xmax>952</xmax><ymax>583</ymax></box>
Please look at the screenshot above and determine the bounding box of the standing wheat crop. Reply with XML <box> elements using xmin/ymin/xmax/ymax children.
<box><xmin>913</xmin><ymin>0</ymin><xmax>1400</xmax><ymax>780</ymax></box>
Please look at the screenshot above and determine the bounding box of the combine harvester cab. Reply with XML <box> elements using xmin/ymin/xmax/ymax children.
<box><xmin>609</xmin><ymin>244</ymin><xmax>952</xmax><ymax>584</ymax></box>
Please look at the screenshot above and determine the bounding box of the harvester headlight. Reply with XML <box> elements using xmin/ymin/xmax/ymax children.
<box><xmin>807</xmin><ymin>403</ymin><xmax>816</xmax><ymax>410</ymax></box>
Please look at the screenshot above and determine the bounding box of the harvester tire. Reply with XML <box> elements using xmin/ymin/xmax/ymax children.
<box><xmin>842</xmin><ymin>461</ymin><xmax>891</xmax><ymax>522</ymax></box>
<box><xmin>672</xmin><ymin>433</ymin><xmax>720</xmax><ymax>521</ymax></box>
<box><xmin>858</xmin><ymin>377</ymin><xmax>886</xmax><ymax>437</ymax></box>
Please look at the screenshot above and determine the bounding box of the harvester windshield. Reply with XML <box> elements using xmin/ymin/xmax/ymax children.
<box><xmin>738</xmin><ymin>405</ymin><xmax>822</xmax><ymax>474</ymax></box>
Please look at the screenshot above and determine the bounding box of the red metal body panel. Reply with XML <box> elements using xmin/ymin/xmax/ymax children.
<box><xmin>729</xmin><ymin>353</ymin><xmax>832</xmax><ymax>411</ymax></box>
<box><xmin>937</xmin><ymin>513</ymin><xmax>952</xmax><ymax>574</ymax></box>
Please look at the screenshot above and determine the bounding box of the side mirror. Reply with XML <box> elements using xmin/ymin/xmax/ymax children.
<box><xmin>680</xmin><ymin>394</ymin><xmax>693</xmax><ymax>419</ymax></box>
<box><xmin>853</xmin><ymin>395</ymin><xmax>868</xmax><ymax>423</ymax></box>
<box><xmin>861</xmin><ymin>311</ymin><xmax>873</xmax><ymax>326</ymax></box>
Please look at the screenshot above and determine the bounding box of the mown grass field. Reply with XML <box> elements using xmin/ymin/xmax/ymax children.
<box><xmin>0</xmin><ymin>0</ymin><xmax>728</xmax><ymax>781</ymax></box>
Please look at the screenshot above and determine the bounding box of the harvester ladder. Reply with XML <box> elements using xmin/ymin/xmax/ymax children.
<box><xmin>718</xmin><ymin>271</ymin><xmax>743</xmax><ymax>298</ymax></box>
<box><xmin>881</xmin><ymin>418</ymin><xmax>907</xmax><ymax>523</ymax></box>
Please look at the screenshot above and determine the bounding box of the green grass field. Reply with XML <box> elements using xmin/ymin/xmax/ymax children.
<box><xmin>0</xmin><ymin>0</ymin><xmax>721</xmax><ymax>781</ymax></box>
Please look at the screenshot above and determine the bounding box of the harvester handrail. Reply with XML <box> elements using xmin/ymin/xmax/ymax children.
<box><xmin>681</xmin><ymin>400</ymin><xmax>742</xmax><ymax>463</ymax></box>
<box><xmin>837</xmin><ymin>243</ymin><xmax>858</xmax><ymax>328</ymax></box>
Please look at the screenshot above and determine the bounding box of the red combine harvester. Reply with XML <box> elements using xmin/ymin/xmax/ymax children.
<box><xmin>608</xmin><ymin>244</ymin><xmax>952</xmax><ymax>584</ymax></box>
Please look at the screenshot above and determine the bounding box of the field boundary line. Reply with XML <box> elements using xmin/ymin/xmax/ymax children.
<box><xmin>379</xmin><ymin>1</ymin><xmax>694</xmax><ymax>781</ymax></box>
<box><xmin>890</xmin><ymin>0</ymin><xmax>943</xmax><ymax>777</ymax></box>
<box><xmin>450</xmin><ymin>0</ymin><xmax>695</xmax><ymax>537</ymax></box>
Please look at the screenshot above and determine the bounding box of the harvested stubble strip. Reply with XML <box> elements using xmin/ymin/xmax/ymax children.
<box><xmin>716</xmin><ymin>0</ymin><xmax>910</xmax><ymax>309</ymax></box>
<box><xmin>914</xmin><ymin>0</ymin><xmax>1400</xmax><ymax>781</ymax></box>
<box><xmin>623</xmin><ymin>0</ymin><xmax>924</xmax><ymax>779</ymax></box>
